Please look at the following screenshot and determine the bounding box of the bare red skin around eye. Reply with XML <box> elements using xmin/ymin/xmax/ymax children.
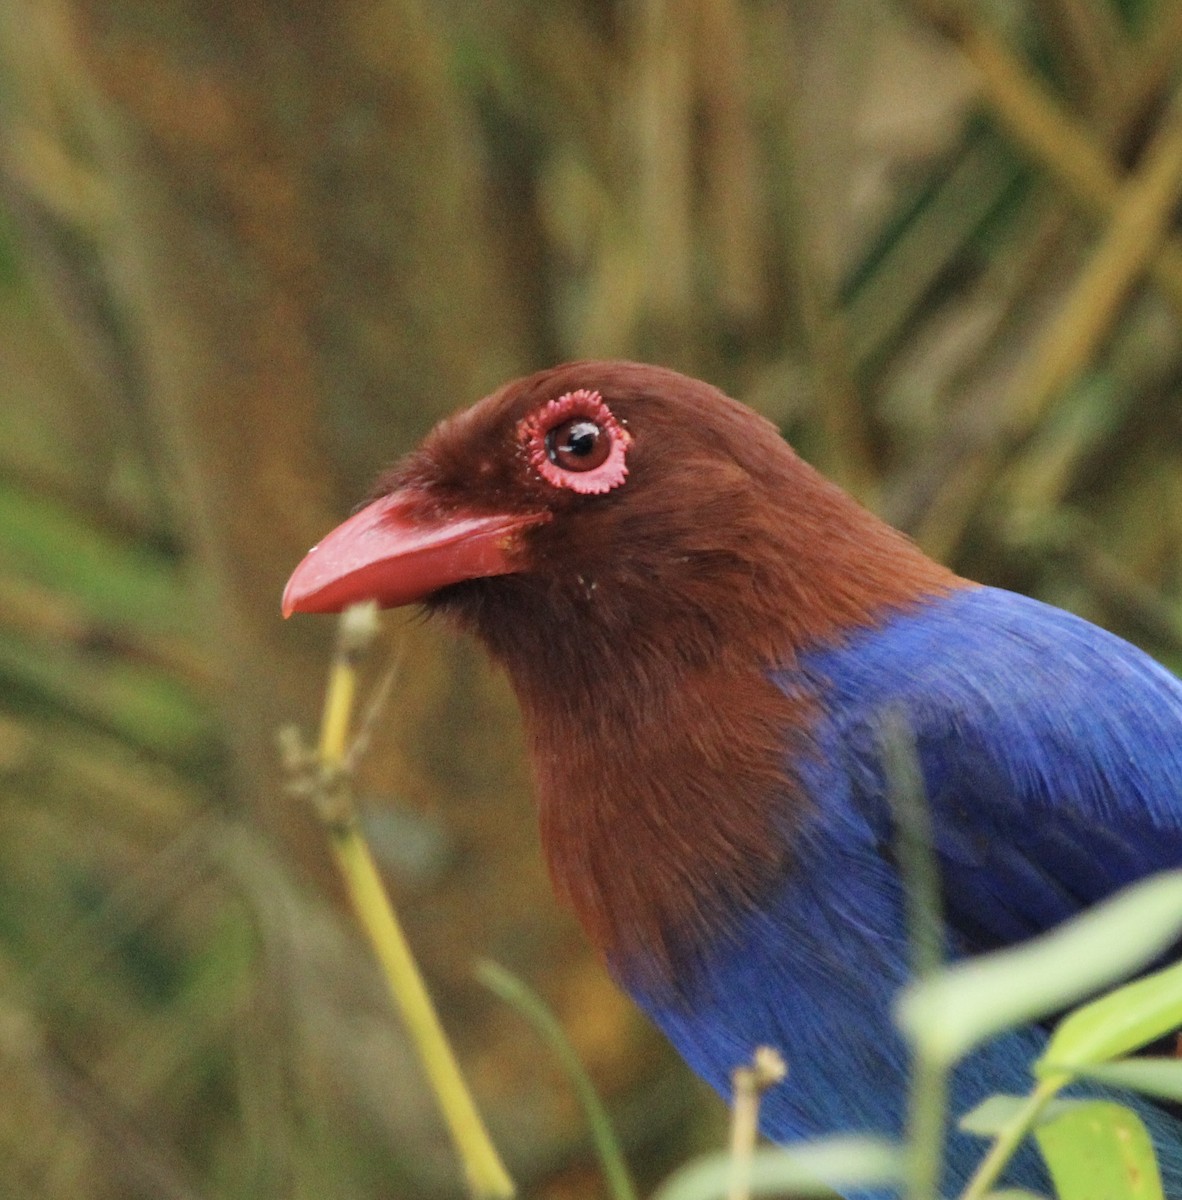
<box><xmin>517</xmin><ymin>389</ymin><xmax>631</xmax><ymax>494</ymax></box>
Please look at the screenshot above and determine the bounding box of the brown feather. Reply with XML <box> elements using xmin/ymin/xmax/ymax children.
<box><xmin>382</xmin><ymin>362</ymin><xmax>961</xmax><ymax>991</ymax></box>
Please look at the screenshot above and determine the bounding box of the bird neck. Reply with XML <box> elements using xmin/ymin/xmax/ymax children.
<box><xmin>469</xmin><ymin>458</ymin><xmax>961</xmax><ymax>993</ymax></box>
<box><xmin>521</xmin><ymin>649</ymin><xmax>812</xmax><ymax>993</ymax></box>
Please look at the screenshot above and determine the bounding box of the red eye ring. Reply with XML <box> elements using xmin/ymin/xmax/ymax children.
<box><xmin>518</xmin><ymin>389</ymin><xmax>631</xmax><ymax>494</ymax></box>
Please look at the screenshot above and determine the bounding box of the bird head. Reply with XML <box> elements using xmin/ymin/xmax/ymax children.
<box><xmin>284</xmin><ymin>361</ymin><xmax>943</xmax><ymax>673</ymax></box>
<box><xmin>283</xmin><ymin>360</ymin><xmax>956</xmax><ymax>987</ymax></box>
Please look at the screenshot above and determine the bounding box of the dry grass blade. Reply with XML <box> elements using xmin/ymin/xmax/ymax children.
<box><xmin>904</xmin><ymin>0</ymin><xmax>1182</xmax><ymax>317</ymax></box>
<box><xmin>629</xmin><ymin>0</ymin><xmax>696</xmax><ymax>356</ymax></box>
<box><xmin>0</xmin><ymin>1007</ymin><xmax>208</xmax><ymax>1200</ymax></box>
<box><xmin>761</xmin><ymin>11</ymin><xmax>877</xmax><ymax>501</ymax></box>
<box><xmin>696</xmin><ymin>0</ymin><xmax>766</xmax><ymax>326</ymax></box>
<box><xmin>1008</xmin><ymin>99</ymin><xmax>1182</xmax><ymax>427</ymax></box>
<box><xmin>1035</xmin><ymin>0</ymin><xmax>1126</xmax><ymax>118</ymax></box>
<box><xmin>918</xmin><ymin>96</ymin><xmax>1182</xmax><ymax>558</ymax></box>
<box><xmin>1108</xmin><ymin>2</ymin><xmax>1182</xmax><ymax>138</ymax></box>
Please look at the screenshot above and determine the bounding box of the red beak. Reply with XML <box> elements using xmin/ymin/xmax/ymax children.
<box><xmin>282</xmin><ymin>491</ymin><xmax>546</xmax><ymax>617</ymax></box>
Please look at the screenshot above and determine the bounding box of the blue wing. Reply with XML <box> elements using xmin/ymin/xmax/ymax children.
<box><xmin>800</xmin><ymin>584</ymin><xmax>1182</xmax><ymax>954</ymax></box>
<box><xmin>631</xmin><ymin>586</ymin><xmax>1182</xmax><ymax>1197</ymax></box>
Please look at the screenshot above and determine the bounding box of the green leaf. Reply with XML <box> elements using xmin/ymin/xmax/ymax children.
<box><xmin>958</xmin><ymin>1095</ymin><xmax>1084</xmax><ymax>1137</ymax></box>
<box><xmin>1034</xmin><ymin>1101</ymin><xmax>1164</xmax><ymax>1200</ymax></box>
<box><xmin>651</xmin><ymin>1138</ymin><xmax>904</xmax><ymax>1200</ymax></box>
<box><xmin>1037</xmin><ymin>959</ymin><xmax>1182</xmax><ymax>1073</ymax></box>
<box><xmin>896</xmin><ymin>872</ymin><xmax>1182</xmax><ymax>1065</ymax></box>
<box><xmin>981</xmin><ymin>1191</ymin><xmax>1048</xmax><ymax>1199</ymax></box>
<box><xmin>1055</xmin><ymin>1059</ymin><xmax>1182</xmax><ymax>1105</ymax></box>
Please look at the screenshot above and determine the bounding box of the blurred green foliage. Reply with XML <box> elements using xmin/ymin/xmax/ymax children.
<box><xmin>1</xmin><ymin>1</ymin><xmax>1182</xmax><ymax>1197</ymax></box>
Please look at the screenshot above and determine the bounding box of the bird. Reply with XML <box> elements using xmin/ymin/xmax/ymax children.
<box><xmin>283</xmin><ymin>360</ymin><xmax>1182</xmax><ymax>1195</ymax></box>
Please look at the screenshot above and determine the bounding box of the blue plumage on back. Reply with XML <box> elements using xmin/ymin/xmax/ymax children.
<box><xmin>806</xmin><ymin>586</ymin><xmax>1182</xmax><ymax>943</ymax></box>
<box><xmin>634</xmin><ymin>585</ymin><xmax>1182</xmax><ymax>1195</ymax></box>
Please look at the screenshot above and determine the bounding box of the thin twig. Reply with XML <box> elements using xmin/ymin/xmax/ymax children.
<box><xmin>959</xmin><ymin>1075</ymin><xmax>1066</xmax><ymax>1200</ymax></box>
<box><xmin>728</xmin><ymin>1046</ymin><xmax>787</xmax><ymax>1200</ymax></box>
<box><xmin>289</xmin><ymin>603</ymin><xmax>515</xmax><ymax>1199</ymax></box>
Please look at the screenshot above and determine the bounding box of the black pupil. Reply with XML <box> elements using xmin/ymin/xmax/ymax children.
<box><xmin>556</xmin><ymin>421</ymin><xmax>598</xmax><ymax>458</ymax></box>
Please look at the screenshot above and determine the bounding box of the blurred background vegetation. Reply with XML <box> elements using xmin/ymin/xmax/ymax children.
<box><xmin>2</xmin><ymin>0</ymin><xmax>1182</xmax><ymax>1196</ymax></box>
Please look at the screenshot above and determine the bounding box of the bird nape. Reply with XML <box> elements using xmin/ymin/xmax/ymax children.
<box><xmin>283</xmin><ymin>360</ymin><xmax>1182</xmax><ymax>1196</ymax></box>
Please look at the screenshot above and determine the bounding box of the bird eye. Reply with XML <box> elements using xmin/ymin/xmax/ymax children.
<box><xmin>546</xmin><ymin>419</ymin><xmax>610</xmax><ymax>472</ymax></box>
<box><xmin>518</xmin><ymin>388</ymin><xmax>632</xmax><ymax>495</ymax></box>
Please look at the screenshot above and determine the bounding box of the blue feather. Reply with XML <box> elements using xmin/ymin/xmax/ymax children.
<box><xmin>632</xmin><ymin>586</ymin><xmax>1182</xmax><ymax>1195</ymax></box>
<box><xmin>805</xmin><ymin>586</ymin><xmax>1182</xmax><ymax>947</ymax></box>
